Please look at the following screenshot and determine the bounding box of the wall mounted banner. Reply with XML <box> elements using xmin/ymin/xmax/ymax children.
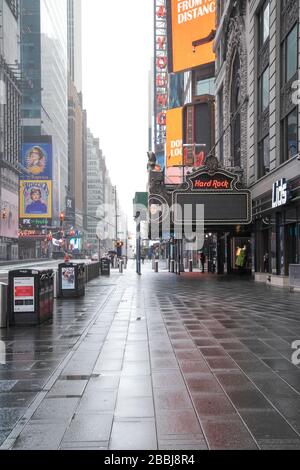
<box><xmin>19</xmin><ymin>181</ymin><xmax>52</xmax><ymax>219</ymax></box>
<box><xmin>21</xmin><ymin>138</ymin><xmax>52</xmax><ymax>180</ymax></box>
<box><xmin>167</xmin><ymin>0</ymin><xmax>216</xmax><ymax>73</ymax></box>
<box><xmin>166</xmin><ymin>107</ymin><xmax>183</xmax><ymax>167</ymax></box>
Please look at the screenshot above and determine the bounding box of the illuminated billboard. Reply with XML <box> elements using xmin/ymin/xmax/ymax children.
<box><xmin>21</xmin><ymin>138</ymin><xmax>52</xmax><ymax>180</ymax></box>
<box><xmin>166</xmin><ymin>107</ymin><xmax>183</xmax><ymax>167</ymax></box>
<box><xmin>19</xmin><ymin>181</ymin><xmax>52</xmax><ymax>219</ymax></box>
<box><xmin>167</xmin><ymin>0</ymin><xmax>216</xmax><ymax>73</ymax></box>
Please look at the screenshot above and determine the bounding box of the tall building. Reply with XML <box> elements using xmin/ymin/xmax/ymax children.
<box><xmin>20</xmin><ymin>0</ymin><xmax>68</xmax><ymax>258</ymax></box>
<box><xmin>67</xmin><ymin>0</ymin><xmax>83</xmax><ymax>230</ymax></box>
<box><xmin>0</xmin><ymin>0</ymin><xmax>21</xmax><ymax>260</ymax></box>
<box><xmin>86</xmin><ymin>129</ymin><xmax>105</xmax><ymax>255</ymax></box>
<box><xmin>215</xmin><ymin>0</ymin><xmax>299</xmax><ymax>283</ymax></box>
<box><xmin>67</xmin><ymin>0</ymin><xmax>82</xmax><ymax>93</ymax></box>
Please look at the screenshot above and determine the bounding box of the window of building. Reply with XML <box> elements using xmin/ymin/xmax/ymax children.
<box><xmin>259</xmin><ymin>67</ymin><xmax>270</xmax><ymax>112</ymax></box>
<box><xmin>282</xmin><ymin>23</ymin><xmax>298</xmax><ymax>84</ymax></box>
<box><xmin>259</xmin><ymin>1</ymin><xmax>270</xmax><ymax>47</ymax></box>
<box><xmin>258</xmin><ymin>135</ymin><xmax>270</xmax><ymax>178</ymax></box>
<box><xmin>286</xmin><ymin>25</ymin><xmax>298</xmax><ymax>82</ymax></box>
<box><xmin>230</xmin><ymin>53</ymin><xmax>241</xmax><ymax>168</ymax></box>
<box><xmin>281</xmin><ymin>108</ymin><xmax>298</xmax><ymax>162</ymax></box>
<box><xmin>195</xmin><ymin>78</ymin><xmax>215</xmax><ymax>97</ymax></box>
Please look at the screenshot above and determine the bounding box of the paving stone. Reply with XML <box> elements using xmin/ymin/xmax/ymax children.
<box><xmin>62</xmin><ymin>413</ymin><xmax>114</xmax><ymax>443</ymax></box>
<box><xmin>109</xmin><ymin>420</ymin><xmax>157</xmax><ymax>450</ymax></box>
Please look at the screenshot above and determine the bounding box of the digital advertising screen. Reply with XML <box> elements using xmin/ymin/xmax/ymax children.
<box><xmin>167</xmin><ymin>0</ymin><xmax>216</xmax><ymax>73</ymax></box>
<box><xmin>19</xmin><ymin>181</ymin><xmax>52</xmax><ymax>219</ymax></box>
<box><xmin>21</xmin><ymin>139</ymin><xmax>52</xmax><ymax>180</ymax></box>
<box><xmin>166</xmin><ymin>107</ymin><xmax>183</xmax><ymax>168</ymax></box>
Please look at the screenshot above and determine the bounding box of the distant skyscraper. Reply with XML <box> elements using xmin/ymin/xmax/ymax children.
<box><xmin>67</xmin><ymin>0</ymin><xmax>82</xmax><ymax>92</ymax></box>
<box><xmin>67</xmin><ymin>0</ymin><xmax>83</xmax><ymax>229</ymax></box>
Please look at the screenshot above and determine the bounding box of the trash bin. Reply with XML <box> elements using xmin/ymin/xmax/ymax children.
<box><xmin>0</xmin><ymin>283</ymin><xmax>7</xmax><ymax>329</ymax></box>
<box><xmin>100</xmin><ymin>258</ymin><xmax>111</xmax><ymax>276</ymax></box>
<box><xmin>59</xmin><ymin>263</ymin><xmax>85</xmax><ymax>298</ymax></box>
<box><xmin>8</xmin><ymin>269</ymin><xmax>54</xmax><ymax>326</ymax></box>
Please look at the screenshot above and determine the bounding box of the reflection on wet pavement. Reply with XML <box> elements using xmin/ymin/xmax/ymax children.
<box><xmin>0</xmin><ymin>262</ymin><xmax>300</xmax><ymax>450</ymax></box>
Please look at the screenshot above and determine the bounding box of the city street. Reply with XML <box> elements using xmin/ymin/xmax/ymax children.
<box><xmin>1</xmin><ymin>263</ymin><xmax>300</xmax><ymax>450</ymax></box>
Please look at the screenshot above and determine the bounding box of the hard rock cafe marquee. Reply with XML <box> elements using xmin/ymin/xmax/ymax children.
<box><xmin>148</xmin><ymin>157</ymin><xmax>252</xmax><ymax>231</ymax></box>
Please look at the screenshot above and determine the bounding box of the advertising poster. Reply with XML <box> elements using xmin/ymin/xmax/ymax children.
<box><xmin>69</xmin><ymin>238</ymin><xmax>81</xmax><ymax>251</ymax></box>
<box><xmin>20</xmin><ymin>181</ymin><xmax>52</xmax><ymax>219</ymax></box>
<box><xmin>61</xmin><ymin>267</ymin><xmax>75</xmax><ymax>290</ymax></box>
<box><xmin>0</xmin><ymin>188</ymin><xmax>18</xmax><ymax>239</ymax></box>
<box><xmin>166</xmin><ymin>107</ymin><xmax>183</xmax><ymax>167</ymax></box>
<box><xmin>168</xmin><ymin>0</ymin><xmax>216</xmax><ymax>73</ymax></box>
<box><xmin>14</xmin><ymin>277</ymin><xmax>35</xmax><ymax>313</ymax></box>
<box><xmin>21</xmin><ymin>141</ymin><xmax>52</xmax><ymax>180</ymax></box>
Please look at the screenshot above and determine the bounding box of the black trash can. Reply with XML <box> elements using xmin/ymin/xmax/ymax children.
<box><xmin>59</xmin><ymin>263</ymin><xmax>85</xmax><ymax>298</ymax></box>
<box><xmin>100</xmin><ymin>258</ymin><xmax>111</xmax><ymax>276</ymax></box>
<box><xmin>8</xmin><ymin>269</ymin><xmax>54</xmax><ymax>326</ymax></box>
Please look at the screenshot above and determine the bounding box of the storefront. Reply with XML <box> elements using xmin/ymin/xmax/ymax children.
<box><xmin>253</xmin><ymin>176</ymin><xmax>300</xmax><ymax>277</ymax></box>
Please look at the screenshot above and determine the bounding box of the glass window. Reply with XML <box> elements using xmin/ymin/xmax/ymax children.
<box><xmin>262</xmin><ymin>2</ymin><xmax>270</xmax><ymax>44</ymax></box>
<box><xmin>286</xmin><ymin>25</ymin><xmax>298</xmax><ymax>82</ymax></box>
<box><xmin>259</xmin><ymin>1</ymin><xmax>270</xmax><ymax>47</ymax></box>
<box><xmin>196</xmin><ymin>78</ymin><xmax>215</xmax><ymax>96</ymax></box>
<box><xmin>287</xmin><ymin>109</ymin><xmax>298</xmax><ymax>159</ymax></box>
<box><xmin>258</xmin><ymin>136</ymin><xmax>270</xmax><ymax>178</ymax></box>
<box><xmin>260</xmin><ymin>67</ymin><xmax>270</xmax><ymax>112</ymax></box>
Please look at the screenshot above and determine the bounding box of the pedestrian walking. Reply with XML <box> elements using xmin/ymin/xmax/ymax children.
<box><xmin>200</xmin><ymin>252</ymin><xmax>206</xmax><ymax>273</ymax></box>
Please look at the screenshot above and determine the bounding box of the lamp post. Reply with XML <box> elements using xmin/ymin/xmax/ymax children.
<box><xmin>96</xmin><ymin>234</ymin><xmax>101</xmax><ymax>261</ymax></box>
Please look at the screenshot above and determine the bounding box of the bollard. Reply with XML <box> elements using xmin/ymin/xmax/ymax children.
<box><xmin>54</xmin><ymin>271</ymin><xmax>60</xmax><ymax>298</ymax></box>
<box><xmin>155</xmin><ymin>261</ymin><xmax>159</xmax><ymax>273</ymax></box>
<box><xmin>189</xmin><ymin>260</ymin><xmax>193</xmax><ymax>273</ymax></box>
<box><xmin>170</xmin><ymin>260</ymin><xmax>175</xmax><ymax>273</ymax></box>
<box><xmin>0</xmin><ymin>283</ymin><xmax>8</xmax><ymax>329</ymax></box>
<box><xmin>119</xmin><ymin>261</ymin><xmax>124</xmax><ymax>274</ymax></box>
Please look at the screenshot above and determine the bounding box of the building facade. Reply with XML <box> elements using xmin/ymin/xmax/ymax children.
<box><xmin>20</xmin><ymin>0</ymin><xmax>68</xmax><ymax>259</ymax></box>
<box><xmin>215</xmin><ymin>0</ymin><xmax>300</xmax><ymax>282</ymax></box>
<box><xmin>0</xmin><ymin>0</ymin><xmax>21</xmax><ymax>260</ymax></box>
<box><xmin>86</xmin><ymin>129</ymin><xmax>105</xmax><ymax>256</ymax></box>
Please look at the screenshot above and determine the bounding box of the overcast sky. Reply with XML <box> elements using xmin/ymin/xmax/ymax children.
<box><xmin>82</xmin><ymin>0</ymin><xmax>153</xmax><ymax>229</ymax></box>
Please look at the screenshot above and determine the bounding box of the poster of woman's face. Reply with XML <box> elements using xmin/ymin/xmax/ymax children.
<box><xmin>20</xmin><ymin>181</ymin><xmax>52</xmax><ymax>219</ymax></box>
<box><xmin>21</xmin><ymin>143</ymin><xmax>52</xmax><ymax>179</ymax></box>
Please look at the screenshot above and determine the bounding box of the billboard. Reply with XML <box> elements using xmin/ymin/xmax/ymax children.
<box><xmin>167</xmin><ymin>0</ymin><xmax>216</xmax><ymax>73</ymax></box>
<box><xmin>21</xmin><ymin>141</ymin><xmax>52</xmax><ymax>180</ymax></box>
<box><xmin>13</xmin><ymin>277</ymin><xmax>35</xmax><ymax>313</ymax></box>
<box><xmin>166</xmin><ymin>107</ymin><xmax>183</xmax><ymax>167</ymax></box>
<box><xmin>0</xmin><ymin>188</ymin><xmax>18</xmax><ymax>239</ymax></box>
<box><xmin>19</xmin><ymin>181</ymin><xmax>52</xmax><ymax>219</ymax></box>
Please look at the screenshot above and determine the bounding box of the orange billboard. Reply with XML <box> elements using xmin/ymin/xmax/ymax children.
<box><xmin>166</xmin><ymin>107</ymin><xmax>183</xmax><ymax>168</ymax></box>
<box><xmin>167</xmin><ymin>0</ymin><xmax>216</xmax><ymax>73</ymax></box>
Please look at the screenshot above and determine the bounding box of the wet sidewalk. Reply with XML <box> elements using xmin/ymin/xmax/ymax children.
<box><xmin>1</xmin><ymin>261</ymin><xmax>300</xmax><ymax>450</ymax></box>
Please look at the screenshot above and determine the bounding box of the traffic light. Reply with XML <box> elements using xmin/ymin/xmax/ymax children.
<box><xmin>60</xmin><ymin>212</ymin><xmax>65</xmax><ymax>227</ymax></box>
<box><xmin>1</xmin><ymin>208</ymin><xmax>7</xmax><ymax>220</ymax></box>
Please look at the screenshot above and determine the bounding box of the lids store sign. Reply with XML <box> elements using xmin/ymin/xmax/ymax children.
<box><xmin>272</xmin><ymin>179</ymin><xmax>288</xmax><ymax>209</ymax></box>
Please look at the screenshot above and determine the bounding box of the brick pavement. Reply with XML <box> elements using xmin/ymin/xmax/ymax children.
<box><xmin>1</xmin><ymin>261</ymin><xmax>300</xmax><ymax>450</ymax></box>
